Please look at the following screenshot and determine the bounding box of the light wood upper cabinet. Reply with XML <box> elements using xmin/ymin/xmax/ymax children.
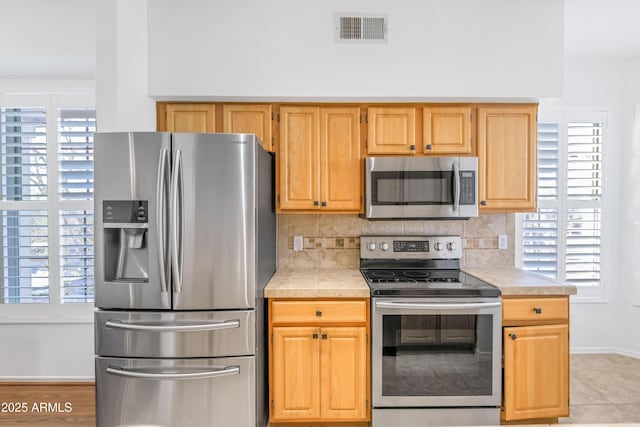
<box><xmin>477</xmin><ymin>105</ymin><xmax>537</xmax><ymax>212</ymax></box>
<box><xmin>423</xmin><ymin>106</ymin><xmax>473</xmax><ymax>154</ymax></box>
<box><xmin>278</xmin><ymin>106</ymin><xmax>362</xmax><ymax>213</ymax></box>
<box><xmin>164</xmin><ymin>103</ymin><xmax>216</xmax><ymax>132</ymax></box>
<box><xmin>271</xmin><ymin>326</ymin><xmax>321</xmax><ymax>420</ymax></box>
<box><xmin>367</xmin><ymin>107</ymin><xmax>417</xmax><ymax>154</ymax></box>
<box><xmin>222</xmin><ymin>104</ymin><xmax>273</xmax><ymax>152</ymax></box>
<box><xmin>320</xmin><ymin>108</ymin><xmax>362</xmax><ymax>211</ymax></box>
<box><xmin>279</xmin><ymin>106</ymin><xmax>320</xmax><ymax>210</ymax></box>
<box><xmin>503</xmin><ymin>324</ymin><xmax>569</xmax><ymax>421</ymax></box>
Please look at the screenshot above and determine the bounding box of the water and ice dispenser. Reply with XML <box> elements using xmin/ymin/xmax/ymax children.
<box><xmin>102</xmin><ymin>200</ymin><xmax>149</xmax><ymax>283</ymax></box>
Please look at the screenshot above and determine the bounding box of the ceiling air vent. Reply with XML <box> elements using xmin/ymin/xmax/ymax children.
<box><xmin>336</xmin><ymin>14</ymin><xmax>388</xmax><ymax>43</ymax></box>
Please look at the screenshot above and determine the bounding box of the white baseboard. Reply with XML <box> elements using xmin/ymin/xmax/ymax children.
<box><xmin>571</xmin><ymin>346</ymin><xmax>640</xmax><ymax>359</ymax></box>
<box><xmin>0</xmin><ymin>376</ymin><xmax>94</xmax><ymax>382</ymax></box>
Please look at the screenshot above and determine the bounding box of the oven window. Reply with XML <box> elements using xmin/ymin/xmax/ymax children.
<box><xmin>381</xmin><ymin>314</ymin><xmax>493</xmax><ymax>396</ymax></box>
<box><xmin>371</xmin><ymin>171</ymin><xmax>453</xmax><ymax>205</ymax></box>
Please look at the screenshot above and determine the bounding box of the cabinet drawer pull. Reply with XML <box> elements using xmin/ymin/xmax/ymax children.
<box><xmin>312</xmin><ymin>332</ymin><xmax>319</xmax><ymax>339</ymax></box>
<box><xmin>410</xmin><ymin>144</ymin><xmax>416</xmax><ymax>151</ymax></box>
<box><xmin>509</xmin><ymin>333</ymin><xmax>517</xmax><ymax>341</ymax></box>
<box><xmin>426</xmin><ymin>144</ymin><xmax>432</xmax><ymax>150</ymax></box>
<box><xmin>321</xmin><ymin>333</ymin><xmax>328</xmax><ymax>340</ymax></box>
<box><xmin>480</xmin><ymin>200</ymin><xmax>487</xmax><ymax>206</ymax></box>
<box><xmin>316</xmin><ymin>310</ymin><xmax>322</xmax><ymax>317</ymax></box>
<box><xmin>533</xmin><ymin>307</ymin><xmax>542</xmax><ymax>314</ymax></box>
<box><xmin>321</xmin><ymin>201</ymin><xmax>327</xmax><ymax>207</ymax></box>
<box><xmin>313</xmin><ymin>200</ymin><xmax>319</xmax><ymax>206</ymax></box>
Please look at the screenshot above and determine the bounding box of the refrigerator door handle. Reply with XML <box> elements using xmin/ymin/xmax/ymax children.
<box><xmin>106</xmin><ymin>365</ymin><xmax>240</xmax><ymax>380</ymax></box>
<box><xmin>105</xmin><ymin>319</ymin><xmax>241</xmax><ymax>332</ymax></box>
<box><xmin>156</xmin><ymin>148</ymin><xmax>170</xmax><ymax>293</ymax></box>
<box><xmin>170</xmin><ymin>149</ymin><xmax>184</xmax><ymax>294</ymax></box>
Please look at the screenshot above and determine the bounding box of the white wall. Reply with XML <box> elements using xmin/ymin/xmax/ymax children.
<box><xmin>0</xmin><ymin>0</ymin><xmax>94</xmax><ymax>79</ymax></box>
<box><xmin>542</xmin><ymin>59</ymin><xmax>640</xmax><ymax>357</ymax></box>
<box><xmin>147</xmin><ymin>0</ymin><xmax>563</xmax><ymax>101</ymax></box>
<box><xmin>95</xmin><ymin>0</ymin><xmax>155</xmax><ymax>131</ymax></box>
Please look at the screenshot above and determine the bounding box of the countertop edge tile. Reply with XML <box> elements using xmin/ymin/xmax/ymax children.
<box><xmin>264</xmin><ymin>268</ymin><xmax>370</xmax><ymax>299</ymax></box>
<box><xmin>463</xmin><ymin>267</ymin><xmax>578</xmax><ymax>296</ymax></box>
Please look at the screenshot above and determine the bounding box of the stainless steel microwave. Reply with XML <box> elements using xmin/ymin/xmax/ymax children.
<box><xmin>365</xmin><ymin>157</ymin><xmax>478</xmax><ymax>219</ymax></box>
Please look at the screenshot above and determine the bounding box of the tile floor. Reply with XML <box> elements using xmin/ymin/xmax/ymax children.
<box><xmin>558</xmin><ymin>353</ymin><xmax>640</xmax><ymax>424</ymax></box>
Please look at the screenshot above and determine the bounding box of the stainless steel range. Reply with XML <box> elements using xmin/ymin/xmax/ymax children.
<box><xmin>360</xmin><ymin>235</ymin><xmax>502</xmax><ymax>427</ymax></box>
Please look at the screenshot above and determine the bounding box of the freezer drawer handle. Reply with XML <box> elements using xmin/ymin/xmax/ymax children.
<box><xmin>105</xmin><ymin>319</ymin><xmax>241</xmax><ymax>332</ymax></box>
<box><xmin>106</xmin><ymin>365</ymin><xmax>240</xmax><ymax>380</ymax></box>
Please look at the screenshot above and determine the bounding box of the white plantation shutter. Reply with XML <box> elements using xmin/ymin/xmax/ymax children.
<box><xmin>1</xmin><ymin>108</ymin><xmax>47</xmax><ymax>201</ymax></box>
<box><xmin>0</xmin><ymin>98</ymin><xmax>95</xmax><ymax>307</ymax></box>
<box><xmin>521</xmin><ymin>113</ymin><xmax>605</xmax><ymax>290</ymax></box>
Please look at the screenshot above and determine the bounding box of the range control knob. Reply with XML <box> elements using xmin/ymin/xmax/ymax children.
<box><xmin>380</xmin><ymin>242</ymin><xmax>389</xmax><ymax>251</ymax></box>
<box><xmin>367</xmin><ymin>242</ymin><xmax>377</xmax><ymax>251</ymax></box>
<box><xmin>433</xmin><ymin>242</ymin><xmax>443</xmax><ymax>251</ymax></box>
<box><xmin>447</xmin><ymin>242</ymin><xmax>456</xmax><ymax>251</ymax></box>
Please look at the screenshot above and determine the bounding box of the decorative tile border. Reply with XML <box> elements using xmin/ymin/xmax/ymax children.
<box><xmin>288</xmin><ymin>236</ymin><xmax>360</xmax><ymax>250</ymax></box>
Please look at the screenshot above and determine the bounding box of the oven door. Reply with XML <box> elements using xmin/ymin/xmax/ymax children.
<box><xmin>365</xmin><ymin>157</ymin><xmax>478</xmax><ymax>219</ymax></box>
<box><xmin>372</xmin><ymin>298</ymin><xmax>501</xmax><ymax>408</ymax></box>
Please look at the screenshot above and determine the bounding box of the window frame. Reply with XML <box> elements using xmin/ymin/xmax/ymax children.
<box><xmin>0</xmin><ymin>93</ymin><xmax>94</xmax><ymax>322</ymax></box>
<box><xmin>516</xmin><ymin>108</ymin><xmax>610</xmax><ymax>303</ymax></box>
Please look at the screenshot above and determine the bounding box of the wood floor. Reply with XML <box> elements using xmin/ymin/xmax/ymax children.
<box><xmin>0</xmin><ymin>354</ymin><xmax>638</xmax><ymax>426</ymax></box>
<box><xmin>0</xmin><ymin>382</ymin><xmax>94</xmax><ymax>426</ymax></box>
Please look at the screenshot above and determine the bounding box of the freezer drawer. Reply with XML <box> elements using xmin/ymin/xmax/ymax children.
<box><xmin>96</xmin><ymin>356</ymin><xmax>255</xmax><ymax>427</ymax></box>
<box><xmin>95</xmin><ymin>310</ymin><xmax>254</xmax><ymax>358</ymax></box>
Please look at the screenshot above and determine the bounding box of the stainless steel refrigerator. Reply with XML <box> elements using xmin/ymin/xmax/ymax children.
<box><xmin>93</xmin><ymin>132</ymin><xmax>276</xmax><ymax>427</ymax></box>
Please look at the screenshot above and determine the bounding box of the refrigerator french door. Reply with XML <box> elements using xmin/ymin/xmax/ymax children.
<box><xmin>94</xmin><ymin>132</ymin><xmax>265</xmax><ymax>310</ymax></box>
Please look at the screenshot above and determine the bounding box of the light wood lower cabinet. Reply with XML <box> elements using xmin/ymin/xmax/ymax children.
<box><xmin>502</xmin><ymin>296</ymin><xmax>570</xmax><ymax>423</ymax></box>
<box><xmin>269</xmin><ymin>299</ymin><xmax>370</xmax><ymax>423</ymax></box>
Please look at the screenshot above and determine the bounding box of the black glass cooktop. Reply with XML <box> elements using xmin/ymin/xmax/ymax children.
<box><xmin>361</xmin><ymin>269</ymin><xmax>501</xmax><ymax>297</ymax></box>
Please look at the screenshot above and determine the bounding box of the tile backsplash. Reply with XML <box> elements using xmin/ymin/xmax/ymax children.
<box><xmin>277</xmin><ymin>214</ymin><xmax>515</xmax><ymax>269</ymax></box>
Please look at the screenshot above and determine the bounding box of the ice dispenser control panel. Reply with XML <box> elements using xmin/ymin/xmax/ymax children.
<box><xmin>103</xmin><ymin>200</ymin><xmax>148</xmax><ymax>224</ymax></box>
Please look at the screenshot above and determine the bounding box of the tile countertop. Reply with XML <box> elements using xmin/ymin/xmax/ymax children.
<box><xmin>264</xmin><ymin>267</ymin><xmax>578</xmax><ymax>298</ymax></box>
<box><xmin>264</xmin><ymin>268</ymin><xmax>369</xmax><ymax>298</ymax></box>
<box><xmin>463</xmin><ymin>267</ymin><xmax>577</xmax><ymax>296</ymax></box>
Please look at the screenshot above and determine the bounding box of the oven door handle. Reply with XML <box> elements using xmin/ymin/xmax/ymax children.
<box><xmin>375</xmin><ymin>301</ymin><xmax>501</xmax><ymax>310</ymax></box>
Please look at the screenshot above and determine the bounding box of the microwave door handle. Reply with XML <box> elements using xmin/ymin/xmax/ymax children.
<box><xmin>453</xmin><ymin>162</ymin><xmax>460</xmax><ymax>212</ymax></box>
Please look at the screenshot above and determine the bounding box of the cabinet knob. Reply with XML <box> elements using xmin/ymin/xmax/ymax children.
<box><xmin>533</xmin><ymin>307</ymin><xmax>542</xmax><ymax>314</ymax></box>
<box><xmin>312</xmin><ymin>332</ymin><xmax>319</xmax><ymax>339</ymax></box>
<box><xmin>410</xmin><ymin>144</ymin><xmax>416</xmax><ymax>151</ymax></box>
<box><xmin>321</xmin><ymin>201</ymin><xmax>327</xmax><ymax>207</ymax></box>
<box><xmin>480</xmin><ymin>200</ymin><xmax>487</xmax><ymax>206</ymax></box>
<box><xmin>316</xmin><ymin>310</ymin><xmax>322</xmax><ymax>317</ymax></box>
<box><xmin>321</xmin><ymin>333</ymin><xmax>328</xmax><ymax>340</ymax></box>
<box><xmin>426</xmin><ymin>144</ymin><xmax>432</xmax><ymax>150</ymax></box>
<box><xmin>313</xmin><ymin>200</ymin><xmax>319</xmax><ymax>206</ymax></box>
<box><xmin>509</xmin><ymin>333</ymin><xmax>518</xmax><ymax>341</ymax></box>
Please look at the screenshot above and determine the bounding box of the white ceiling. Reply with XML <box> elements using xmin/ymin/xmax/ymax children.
<box><xmin>565</xmin><ymin>0</ymin><xmax>640</xmax><ymax>60</ymax></box>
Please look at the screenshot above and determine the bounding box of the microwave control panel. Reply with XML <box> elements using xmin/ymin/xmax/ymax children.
<box><xmin>459</xmin><ymin>171</ymin><xmax>476</xmax><ymax>205</ymax></box>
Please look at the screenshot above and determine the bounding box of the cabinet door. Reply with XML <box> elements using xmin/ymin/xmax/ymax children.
<box><xmin>477</xmin><ymin>106</ymin><xmax>537</xmax><ymax>212</ymax></box>
<box><xmin>439</xmin><ymin>315</ymin><xmax>476</xmax><ymax>344</ymax></box>
<box><xmin>423</xmin><ymin>106</ymin><xmax>472</xmax><ymax>154</ymax></box>
<box><xmin>320</xmin><ymin>327</ymin><xmax>368</xmax><ymax>421</ymax></box>
<box><xmin>272</xmin><ymin>327</ymin><xmax>320</xmax><ymax>420</ymax></box>
<box><xmin>222</xmin><ymin>104</ymin><xmax>273</xmax><ymax>152</ymax></box>
<box><xmin>503</xmin><ymin>324</ymin><xmax>569</xmax><ymax>421</ymax></box>
<box><xmin>367</xmin><ymin>107</ymin><xmax>416</xmax><ymax>154</ymax></box>
<box><xmin>165</xmin><ymin>103</ymin><xmax>216</xmax><ymax>132</ymax></box>
<box><xmin>399</xmin><ymin>316</ymin><xmax>438</xmax><ymax>344</ymax></box>
<box><xmin>320</xmin><ymin>108</ymin><xmax>362</xmax><ymax>212</ymax></box>
<box><xmin>279</xmin><ymin>107</ymin><xmax>320</xmax><ymax>210</ymax></box>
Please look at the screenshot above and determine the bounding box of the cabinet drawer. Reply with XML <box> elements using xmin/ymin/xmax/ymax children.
<box><xmin>271</xmin><ymin>300</ymin><xmax>367</xmax><ymax>324</ymax></box>
<box><xmin>503</xmin><ymin>297</ymin><xmax>568</xmax><ymax>323</ymax></box>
